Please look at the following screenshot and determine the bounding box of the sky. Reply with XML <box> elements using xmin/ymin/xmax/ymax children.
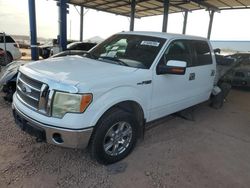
<box><xmin>0</xmin><ymin>0</ymin><xmax>250</xmax><ymax>41</ymax></box>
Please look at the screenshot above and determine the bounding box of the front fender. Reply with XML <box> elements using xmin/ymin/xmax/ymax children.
<box><xmin>86</xmin><ymin>86</ymin><xmax>150</xmax><ymax>126</ymax></box>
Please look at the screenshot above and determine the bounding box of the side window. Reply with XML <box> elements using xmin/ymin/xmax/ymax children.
<box><xmin>5</xmin><ymin>36</ymin><xmax>15</xmax><ymax>43</ymax></box>
<box><xmin>162</xmin><ymin>40</ymin><xmax>192</xmax><ymax>67</ymax></box>
<box><xmin>192</xmin><ymin>41</ymin><xmax>212</xmax><ymax>66</ymax></box>
<box><xmin>0</xmin><ymin>36</ymin><xmax>15</xmax><ymax>43</ymax></box>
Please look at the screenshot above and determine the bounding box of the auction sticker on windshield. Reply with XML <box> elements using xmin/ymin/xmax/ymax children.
<box><xmin>141</xmin><ymin>41</ymin><xmax>160</xmax><ymax>47</ymax></box>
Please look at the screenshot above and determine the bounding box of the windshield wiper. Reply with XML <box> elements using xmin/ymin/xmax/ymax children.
<box><xmin>99</xmin><ymin>56</ymin><xmax>129</xmax><ymax>66</ymax></box>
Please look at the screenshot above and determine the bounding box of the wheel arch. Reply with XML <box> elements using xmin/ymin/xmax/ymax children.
<box><xmin>89</xmin><ymin>100</ymin><xmax>146</xmax><ymax>146</ymax></box>
<box><xmin>6</xmin><ymin>51</ymin><xmax>13</xmax><ymax>59</ymax></box>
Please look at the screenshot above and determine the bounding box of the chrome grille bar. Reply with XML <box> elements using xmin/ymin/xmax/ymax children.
<box><xmin>16</xmin><ymin>72</ymin><xmax>53</xmax><ymax>116</ymax></box>
<box><xmin>17</xmin><ymin>85</ymin><xmax>39</xmax><ymax>101</ymax></box>
<box><xmin>18</xmin><ymin>77</ymin><xmax>41</xmax><ymax>92</ymax></box>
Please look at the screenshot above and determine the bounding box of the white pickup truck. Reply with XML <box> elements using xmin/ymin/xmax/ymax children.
<box><xmin>13</xmin><ymin>31</ymin><xmax>220</xmax><ymax>164</ymax></box>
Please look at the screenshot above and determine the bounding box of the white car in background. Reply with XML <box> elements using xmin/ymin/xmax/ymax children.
<box><xmin>0</xmin><ymin>33</ymin><xmax>22</xmax><ymax>65</ymax></box>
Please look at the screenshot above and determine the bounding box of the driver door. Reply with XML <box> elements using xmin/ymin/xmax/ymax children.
<box><xmin>149</xmin><ymin>39</ymin><xmax>196</xmax><ymax>121</ymax></box>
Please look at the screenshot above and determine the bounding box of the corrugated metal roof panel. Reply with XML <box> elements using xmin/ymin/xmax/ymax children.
<box><xmin>68</xmin><ymin>0</ymin><xmax>250</xmax><ymax>18</ymax></box>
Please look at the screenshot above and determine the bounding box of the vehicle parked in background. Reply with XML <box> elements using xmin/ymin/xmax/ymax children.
<box><xmin>0</xmin><ymin>61</ymin><xmax>26</xmax><ymax>101</ymax></box>
<box><xmin>40</xmin><ymin>40</ymin><xmax>97</xmax><ymax>59</ymax></box>
<box><xmin>67</xmin><ymin>42</ymin><xmax>97</xmax><ymax>51</ymax></box>
<box><xmin>226</xmin><ymin>52</ymin><xmax>250</xmax><ymax>63</ymax></box>
<box><xmin>0</xmin><ymin>33</ymin><xmax>22</xmax><ymax>65</ymax></box>
<box><xmin>50</xmin><ymin>42</ymin><xmax>97</xmax><ymax>57</ymax></box>
<box><xmin>12</xmin><ymin>32</ymin><xmax>229</xmax><ymax>164</ymax></box>
<box><xmin>38</xmin><ymin>42</ymin><xmax>52</xmax><ymax>59</ymax></box>
<box><xmin>17</xmin><ymin>41</ymin><xmax>30</xmax><ymax>49</ymax></box>
<box><xmin>230</xmin><ymin>66</ymin><xmax>250</xmax><ymax>88</ymax></box>
<box><xmin>221</xmin><ymin>53</ymin><xmax>250</xmax><ymax>88</ymax></box>
<box><xmin>0</xmin><ymin>48</ymin><xmax>5</xmax><ymax>65</ymax></box>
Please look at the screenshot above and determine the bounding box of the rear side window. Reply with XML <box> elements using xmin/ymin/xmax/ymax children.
<box><xmin>6</xmin><ymin>36</ymin><xmax>15</xmax><ymax>43</ymax></box>
<box><xmin>0</xmin><ymin>35</ymin><xmax>15</xmax><ymax>43</ymax></box>
<box><xmin>234</xmin><ymin>72</ymin><xmax>245</xmax><ymax>78</ymax></box>
<box><xmin>192</xmin><ymin>41</ymin><xmax>212</xmax><ymax>66</ymax></box>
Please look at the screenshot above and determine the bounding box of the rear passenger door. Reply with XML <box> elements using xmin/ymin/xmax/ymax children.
<box><xmin>189</xmin><ymin>40</ymin><xmax>216</xmax><ymax>102</ymax></box>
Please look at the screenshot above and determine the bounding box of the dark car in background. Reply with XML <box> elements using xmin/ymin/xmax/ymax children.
<box><xmin>39</xmin><ymin>40</ymin><xmax>97</xmax><ymax>59</ymax></box>
<box><xmin>38</xmin><ymin>43</ymin><xmax>52</xmax><ymax>59</ymax></box>
<box><xmin>67</xmin><ymin>42</ymin><xmax>97</xmax><ymax>51</ymax></box>
<box><xmin>221</xmin><ymin>52</ymin><xmax>250</xmax><ymax>88</ymax></box>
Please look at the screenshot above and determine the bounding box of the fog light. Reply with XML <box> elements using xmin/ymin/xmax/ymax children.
<box><xmin>52</xmin><ymin>133</ymin><xmax>63</xmax><ymax>144</ymax></box>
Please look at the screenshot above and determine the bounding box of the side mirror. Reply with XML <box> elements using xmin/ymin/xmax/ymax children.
<box><xmin>157</xmin><ymin>60</ymin><xmax>187</xmax><ymax>75</ymax></box>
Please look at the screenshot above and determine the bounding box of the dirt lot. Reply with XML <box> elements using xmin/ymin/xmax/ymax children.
<box><xmin>0</xmin><ymin>89</ymin><xmax>250</xmax><ymax>188</ymax></box>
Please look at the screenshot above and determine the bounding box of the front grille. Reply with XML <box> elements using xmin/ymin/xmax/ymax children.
<box><xmin>16</xmin><ymin>72</ymin><xmax>51</xmax><ymax>114</ymax></box>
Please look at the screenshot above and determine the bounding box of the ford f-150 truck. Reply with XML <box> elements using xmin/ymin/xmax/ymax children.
<box><xmin>12</xmin><ymin>32</ymin><xmax>221</xmax><ymax>164</ymax></box>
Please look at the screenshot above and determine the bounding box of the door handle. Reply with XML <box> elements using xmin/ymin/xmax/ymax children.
<box><xmin>189</xmin><ymin>73</ymin><xmax>195</xmax><ymax>80</ymax></box>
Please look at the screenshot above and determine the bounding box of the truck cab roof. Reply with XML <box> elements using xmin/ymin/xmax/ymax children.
<box><xmin>119</xmin><ymin>31</ymin><xmax>208</xmax><ymax>41</ymax></box>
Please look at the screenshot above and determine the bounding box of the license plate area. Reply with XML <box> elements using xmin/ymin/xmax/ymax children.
<box><xmin>13</xmin><ymin>110</ymin><xmax>46</xmax><ymax>142</ymax></box>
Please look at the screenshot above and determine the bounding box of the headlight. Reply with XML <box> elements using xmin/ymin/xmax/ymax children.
<box><xmin>52</xmin><ymin>92</ymin><xmax>92</xmax><ymax>118</ymax></box>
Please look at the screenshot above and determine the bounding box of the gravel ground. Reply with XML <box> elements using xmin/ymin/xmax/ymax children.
<box><xmin>0</xmin><ymin>89</ymin><xmax>250</xmax><ymax>188</ymax></box>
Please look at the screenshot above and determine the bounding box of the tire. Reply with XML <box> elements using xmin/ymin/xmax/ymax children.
<box><xmin>90</xmin><ymin>109</ymin><xmax>138</xmax><ymax>164</ymax></box>
<box><xmin>0</xmin><ymin>52</ymin><xmax>12</xmax><ymax>66</ymax></box>
<box><xmin>210</xmin><ymin>82</ymin><xmax>231</xmax><ymax>109</ymax></box>
<box><xmin>6</xmin><ymin>52</ymin><xmax>13</xmax><ymax>65</ymax></box>
<box><xmin>210</xmin><ymin>91</ymin><xmax>224</xmax><ymax>109</ymax></box>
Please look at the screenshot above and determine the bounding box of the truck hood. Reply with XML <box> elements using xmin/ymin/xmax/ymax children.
<box><xmin>20</xmin><ymin>56</ymin><xmax>138</xmax><ymax>92</ymax></box>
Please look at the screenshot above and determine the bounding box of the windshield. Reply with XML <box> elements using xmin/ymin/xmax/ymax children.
<box><xmin>88</xmin><ymin>34</ymin><xmax>166</xmax><ymax>69</ymax></box>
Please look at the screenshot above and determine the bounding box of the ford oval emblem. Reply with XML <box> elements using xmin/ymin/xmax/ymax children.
<box><xmin>21</xmin><ymin>85</ymin><xmax>32</xmax><ymax>94</ymax></box>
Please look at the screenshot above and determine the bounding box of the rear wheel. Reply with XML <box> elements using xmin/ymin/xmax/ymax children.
<box><xmin>90</xmin><ymin>109</ymin><xmax>138</xmax><ymax>164</ymax></box>
<box><xmin>210</xmin><ymin>82</ymin><xmax>231</xmax><ymax>109</ymax></box>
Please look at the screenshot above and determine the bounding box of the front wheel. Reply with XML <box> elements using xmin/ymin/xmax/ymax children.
<box><xmin>90</xmin><ymin>109</ymin><xmax>138</xmax><ymax>164</ymax></box>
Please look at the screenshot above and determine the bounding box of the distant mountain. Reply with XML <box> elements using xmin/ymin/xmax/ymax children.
<box><xmin>84</xmin><ymin>36</ymin><xmax>104</xmax><ymax>43</ymax></box>
<box><xmin>11</xmin><ymin>35</ymin><xmax>52</xmax><ymax>45</ymax></box>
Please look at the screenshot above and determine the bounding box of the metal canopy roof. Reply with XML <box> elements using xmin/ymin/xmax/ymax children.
<box><xmin>68</xmin><ymin>0</ymin><xmax>250</xmax><ymax>18</ymax></box>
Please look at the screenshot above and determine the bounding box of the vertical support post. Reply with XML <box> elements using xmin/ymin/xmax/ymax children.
<box><xmin>59</xmin><ymin>0</ymin><xmax>68</xmax><ymax>51</ymax></box>
<box><xmin>182</xmin><ymin>11</ymin><xmax>188</xmax><ymax>34</ymax></box>
<box><xmin>130</xmin><ymin>0</ymin><xmax>136</xmax><ymax>31</ymax></box>
<box><xmin>207</xmin><ymin>10</ymin><xmax>215</xmax><ymax>39</ymax></box>
<box><xmin>162</xmin><ymin>0</ymin><xmax>170</xmax><ymax>32</ymax></box>
<box><xmin>80</xmin><ymin>6</ymin><xmax>84</xmax><ymax>41</ymax></box>
<box><xmin>28</xmin><ymin>0</ymin><xmax>38</xmax><ymax>60</ymax></box>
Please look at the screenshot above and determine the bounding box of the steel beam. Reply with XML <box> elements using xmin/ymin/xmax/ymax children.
<box><xmin>182</xmin><ymin>11</ymin><xmax>188</xmax><ymax>34</ymax></box>
<box><xmin>190</xmin><ymin>0</ymin><xmax>220</xmax><ymax>12</ymax></box>
<box><xmin>130</xmin><ymin>0</ymin><xmax>136</xmax><ymax>31</ymax></box>
<box><xmin>207</xmin><ymin>10</ymin><xmax>215</xmax><ymax>39</ymax></box>
<box><xmin>162</xmin><ymin>0</ymin><xmax>170</xmax><ymax>32</ymax></box>
<box><xmin>58</xmin><ymin>0</ymin><xmax>68</xmax><ymax>51</ymax></box>
<box><xmin>28</xmin><ymin>0</ymin><xmax>38</xmax><ymax>60</ymax></box>
<box><xmin>80</xmin><ymin>6</ymin><xmax>84</xmax><ymax>41</ymax></box>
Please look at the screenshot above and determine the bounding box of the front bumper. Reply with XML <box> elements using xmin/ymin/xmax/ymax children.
<box><xmin>12</xmin><ymin>103</ymin><xmax>93</xmax><ymax>149</ymax></box>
